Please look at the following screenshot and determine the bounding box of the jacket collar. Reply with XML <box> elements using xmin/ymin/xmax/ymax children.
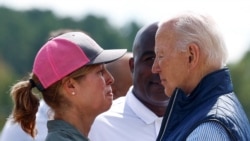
<box><xmin>174</xmin><ymin>68</ymin><xmax>233</xmax><ymax>107</ymax></box>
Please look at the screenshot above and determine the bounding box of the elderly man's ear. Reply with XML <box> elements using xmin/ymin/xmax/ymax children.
<box><xmin>188</xmin><ymin>43</ymin><xmax>200</xmax><ymax>68</ymax></box>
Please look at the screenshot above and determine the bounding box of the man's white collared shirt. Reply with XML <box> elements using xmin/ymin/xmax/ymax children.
<box><xmin>88</xmin><ymin>86</ymin><xmax>163</xmax><ymax>141</ymax></box>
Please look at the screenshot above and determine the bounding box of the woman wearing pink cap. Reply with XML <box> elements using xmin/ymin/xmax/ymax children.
<box><xmin>9</xmin><ymin>31</ymin><xmax>126</xmax><ymax>141</ymax></box>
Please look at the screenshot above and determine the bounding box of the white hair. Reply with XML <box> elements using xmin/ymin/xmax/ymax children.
<box><xmin>160</xmin><ymin>12</ymin><xmax>228</xmax><ymax>67</ymax></box>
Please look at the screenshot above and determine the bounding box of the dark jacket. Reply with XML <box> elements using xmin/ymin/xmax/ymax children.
<box><xmin>157</xmin><ymin>68</ymin><xmax>250</xmax><ymax>141</ymax></box>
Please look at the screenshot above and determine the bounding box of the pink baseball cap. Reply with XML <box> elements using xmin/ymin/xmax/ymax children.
<box><xmin>32</xmin><ymin>32</ymin><xmax>127</xmax><ymax>90</ymax></box>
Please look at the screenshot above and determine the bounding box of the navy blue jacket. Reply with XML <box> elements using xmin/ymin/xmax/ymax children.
<box><xmin>157</xmin><ymin>68</ymin><xmax>250</xmax><ymax>141</ymax></box>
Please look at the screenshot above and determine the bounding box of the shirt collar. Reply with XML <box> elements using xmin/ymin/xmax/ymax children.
<box><xmin>126</xmin><ymin>86</ymin><xmax>163</xmax><ymax>124</ymax></box>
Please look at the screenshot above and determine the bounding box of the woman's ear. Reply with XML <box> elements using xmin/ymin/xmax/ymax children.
<box><xmin>62</xmin><ymin>77</ymin><xmax>76</xmax><ymax>96</ymax></box>
<box><xmin>187</xmin><ymin>43</ymin><xmax>200</xmax><ymax>69</ymax></box>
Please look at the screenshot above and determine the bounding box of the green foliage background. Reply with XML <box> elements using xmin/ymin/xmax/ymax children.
<box><xmin>0</xmin><ymin>6</ymin><xmax>249</xmax><ymax>131</ymax></box>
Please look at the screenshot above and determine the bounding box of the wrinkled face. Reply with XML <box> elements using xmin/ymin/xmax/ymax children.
<box><xmin>152</xmin><ymin>26</ymin><xmax>191</xmax><ymax>97</ymax></box>
<box><xmin>75</xmin><ymin>64</ymin><xmax>114</xmax><ymax>116</ymax></box>
<box><xmin>131</xmin><ymin>42</ymin><xmax>169</xmax><ymax>107</ymax></box>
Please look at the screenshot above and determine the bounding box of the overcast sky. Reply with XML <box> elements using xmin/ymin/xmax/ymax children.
<box><xmin>0</xmin><ymin>0</ymin><xmax>250</xmax><ymax>63</ymax></box>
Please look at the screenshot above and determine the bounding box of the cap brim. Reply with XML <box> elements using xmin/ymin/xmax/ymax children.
<box><xmin>88</xmin><ymin>49</ymin><xmax>127</xmax><ymax>64</ymax></box>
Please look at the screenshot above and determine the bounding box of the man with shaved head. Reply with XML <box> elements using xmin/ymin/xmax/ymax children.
<box><xmin>89</xmin><ymin>22</ymin><xmax>170</xmax><ymax>141</ymax></box>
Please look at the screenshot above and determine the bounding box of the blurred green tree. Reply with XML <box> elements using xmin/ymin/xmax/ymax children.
<box><xmin>0</xmin><ymin>57</ymin><xmax>17</xmax><ymax>128</ymax></box>
<box><xmin>229</xmin><ymin>50</ymin><xmax>250</xmax><ymax>118</ymax></box>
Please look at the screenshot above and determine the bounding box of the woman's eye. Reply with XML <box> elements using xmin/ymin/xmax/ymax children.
<box><xmin>98</xmin><ymin>69</ymin><xmax>104</xmax><ymax>75</ymax></box>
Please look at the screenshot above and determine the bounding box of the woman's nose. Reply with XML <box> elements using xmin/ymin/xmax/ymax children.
<box><xmin>106</xmin><ymin>70</ymin><xmax>114</xmax><ymax>85</ymax></box>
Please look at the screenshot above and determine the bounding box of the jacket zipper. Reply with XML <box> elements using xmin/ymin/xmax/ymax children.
<box><xmin>158</xmin><ymin>89</ymin><xmax>179</xmax><ymax>141</ymax></box>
